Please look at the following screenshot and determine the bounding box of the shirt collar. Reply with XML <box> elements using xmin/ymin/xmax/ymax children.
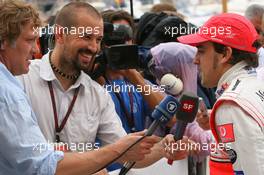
<box><xmin>74</xmin><ymin>71</ymin><xmax>90</xmax><ymax>89</ymax></box>
<box><xmin>215</xmin><ymin>61</ymin><xmax>256</xmax><ymax>98</ymax></box>
<box><xmin>39</xmin><ymin>52</ymin><xmax>57</xmax><ymax>81</ymax></box>
<box><xmin>39</xmin><ymin>52</ymin><xmax>90</xmax><ymax>89</ymax></box>
<box><xmin>0</xmin><ymin>62</ymin><xmax>23</xmax><ymax>89</ymax></box>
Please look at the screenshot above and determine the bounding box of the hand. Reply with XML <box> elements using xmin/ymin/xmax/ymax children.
<box><xmin>116</xmin><ymin>69</ymin><xmax>141</xmax><ymax>82</ymax></box>
<box><xmin>196</xmin><ymin>109</ymin><xmax>211</xmax><ymax>130</ymax></box>
<box><xmin>187</xmin><ymin>139</ymin><xmax>201</xmax><ymax>156</ymax></box>
<box><xmin>92</xmin><ymin>169</ymin><xmax>109</xmax><ymax>175</ymax></box>
<box><xmin>162</xmin><ymin>134</ymin><xmax>188</xmax><ymax>161</ymax></box>
<box><xmin>118</xmin><ymin>130</ymin><xmax>160</xmax><ymax>162</ymax></box>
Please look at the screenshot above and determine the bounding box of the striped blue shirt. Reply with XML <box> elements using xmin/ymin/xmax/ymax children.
<box><xmin>0</xmin><ymin>63</ymin><xmax>64</xmax><ymax>175</ymax></box>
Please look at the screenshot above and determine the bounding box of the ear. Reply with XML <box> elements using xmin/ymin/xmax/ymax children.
<box><xmin>54</xmin><ymin>25</ymin><xmax>65</xmax><ymax>44</ymax></box>
<box><xmin>220</xmin><ymin>46</ymin><xmax>232</xmax><ymax>63</ymax></box>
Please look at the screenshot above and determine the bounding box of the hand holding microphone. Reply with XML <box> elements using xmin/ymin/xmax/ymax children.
<box><xmin>167</xmin><ymin>92</ymin><xmax>199</xmax><ymax>165</ymax></box>
<box><xmin>119</xmin><ymin>95</ymin><xmax>180</xmax><ymax>175</ymax></box>
<box><xmin>118</xmin><ymin>130</ymin><xmax>160</xmax><ymax>162</ymax></box>
<box><xmin>145</xmin><ymin>95</ymin><xmax>180</xmax><ymax>136</ymax></box>
<box><xmin>162</xmin><ymin>134</ymin><xmax>189</xmax><ymax>161</ymax></box>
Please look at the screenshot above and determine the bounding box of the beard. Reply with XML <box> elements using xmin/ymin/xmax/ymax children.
<box><xmin>71</xmin><ymin>48</ymin><xmax>97</xmax><ymax>73</ymax></box>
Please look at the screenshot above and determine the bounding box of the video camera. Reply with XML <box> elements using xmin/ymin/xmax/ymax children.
<box><xmin>102</xmin><ymin>22</ymin><xmax>133</xmax><ymax>46</ymax></box>
<box><xmin>97</xmin><ymin>44</ymin><xmax>152</xmax><ymax>69</ymax></box>
<box><xmin>92</xmin><ymin>44</ymin><xmax>152</xmax><ymax>79</ymax></box>
<box><xmin>91</xmin><ymin>22</ymin><xmax>153</xmax><ymax>79</ymax></box>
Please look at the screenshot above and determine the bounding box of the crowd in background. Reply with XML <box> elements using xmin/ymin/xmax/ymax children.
<box><xmin>0</xmin><ymin>0</ymin><xmax>264</xmax><ymax>175</ymax></box>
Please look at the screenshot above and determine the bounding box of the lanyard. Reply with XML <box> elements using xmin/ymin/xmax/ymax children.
<box><xmin>47</xmin><ymin>81</ymin><xmax>80</xmax><ymax>142</ymax></box>
<box><xmin>106</xmin><ymin>78</ymin><xmax>136</xmax><ymax>132</ymax></box>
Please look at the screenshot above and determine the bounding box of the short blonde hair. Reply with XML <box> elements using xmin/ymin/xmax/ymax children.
<box><xmin>0</xmin><ymin>0</ymin><xmax>41</xmax><ymax>43</ymax></box>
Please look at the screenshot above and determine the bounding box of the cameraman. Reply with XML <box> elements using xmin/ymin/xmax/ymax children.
<box><xmin>95</xmin><ymin>10</ymin><xmax>177</xmax><ymax>171</ymax></box>
<box><xmin>98</xmin><ymin>10</ymin><xmax>166</xmax><ymax>130</ymax></box>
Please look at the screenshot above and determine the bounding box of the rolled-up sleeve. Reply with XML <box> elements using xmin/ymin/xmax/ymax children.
<box><xmin>97</xmin><ymin>90</ymin><xmax>127</xmax><ymax>146</ymax></box>
<box><xmin>0</xmin><ymin>99</ymin><xmax>64</xmax><ymax>175</ymax></box>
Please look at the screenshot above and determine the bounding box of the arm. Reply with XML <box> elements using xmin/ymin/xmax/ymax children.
<box><xmin>131</xmin><ymin>137</ymin><xmax>163</xmax><ymax>168</ymax></box>
<box><xmin>92</xmin><ymin>169</ymin><xmax>108</xmax><ymax>175</ymax></box>
<box><xmin>56</xmin><ymin>143</ymin><xmax>122</xmax><ymax>175</ymax></box>
<box><xmin>0</xmin><ymin>99</ymin><xmax>63</xmax><ymax>175</ymax></box>
<box><xmin>215</xmin><ymin>103</ymin><xmax>264</xmax><ymax>174</ymax></box>
<box><xmin>121</xmin><ymin>70</ymin><xmax>178</xmax><ymax>128</ymax></box>
<box><xmin>120</xmin><ymin>69</ymin><xmax>164</xmax><ymax>110</ymax></box>
<box><xmin>117</xmin><ymin>135</ymin><xmax>189</xmax><ymax>169</ymax></box>
<box><xmin>0</xmin><ymin>94</ymin><xmax>160</xmax><ymax>175</ymax></box>
<box><xmin>56</xmin><ymin>131</ymin><xmax>160</xmax><ymax>175</ymax></box>
<box><xmin>97</xmin><ymin>88</ymin><xmax>127</xmax><ymax>145</ymax></box>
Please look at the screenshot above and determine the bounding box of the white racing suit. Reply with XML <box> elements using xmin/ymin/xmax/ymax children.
<box><xmin>210</xmin><ymin>61</ymin><xmax>264</xmax><ymax>175</ymax></box>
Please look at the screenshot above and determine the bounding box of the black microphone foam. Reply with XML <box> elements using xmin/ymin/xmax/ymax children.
<box><xmin>176</xmin><ymin>92</ymin><xmax>199</xmax><ymax>122</ymax></box>
<box><xmin>168</xmin><ymin>92</ymin><xmax>199</xmax><ymax>165</ymax></box>
<box><xmin>173</xmin><ymin>92</ymin><xmax>199</xmax><ymax>141</ymax></box>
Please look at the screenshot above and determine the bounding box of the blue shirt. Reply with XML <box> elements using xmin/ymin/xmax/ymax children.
<box><xmin>0</xmin><ymin>63</ymin><xmax>64</xmax><ymax>175</ymax></box>
<box><xmin>106</xmin><ymin>79</ymin><xmax>151</xmax><ymax>133</ymax></box>
<box><xmin>104</xmin><ymin>79</ymin><xmax>151</xmax><ymax>171</ymax></box>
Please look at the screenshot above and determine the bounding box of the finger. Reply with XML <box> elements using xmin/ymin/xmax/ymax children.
<box><xmin>140</xmin><ymin>149</ymin><xmax>152</xmax><ymax>155</ymax></box>
<box><xmin>140</xmin><ymin>142</ymin><xmax>155</xmax><ymax>149</ymax></box>
<box><xmin>131</xmin><ymin>130</ymin><xmax>147</xmax><ymax>136</ymax></box>
<box><xmin>142</xmin><ymin>135</ymin><xmax>161</xmax><ymax>144</ymax></box>
<box><xmin>164</xmin><ymin>134</ymin><xmax>175</xmax><ymax>144</ymax></box>
<box><xmin>165</xmin><ymin>151</ymin><xmax>188</xmax><ymax>160</ymax></box>
<box><xmin>180</xmin><ymin>136</ymin><xmax>189</xmax><ymax>144</ymax></box>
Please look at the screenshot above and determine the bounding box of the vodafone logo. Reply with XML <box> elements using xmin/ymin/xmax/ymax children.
<box><xmin>219</xmin><ymin>126</ymin><xmax>227</xmax><ymax>137</ymax></box>
<box><xmin>181</xmin><ymin>100</ymin><xmax>195</xmax><ymax>112</ymax></box>
<box><xmin>217</xmin><ymin>124</ymin><xmax>235</xmax><ymax>143</ymax></box>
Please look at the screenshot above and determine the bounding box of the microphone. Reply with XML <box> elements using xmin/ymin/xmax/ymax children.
<box><xmin>167</xmin><ymin>92</ymin><xmax>199</xmax><ymax>165</ymax></box>
<box><xmin>146</xmin><ymin>95</ymin><xmax>180</xmax><ymax>136</ymax></box>
<box><xmin>119</xmin><ymin>95</ymin><xmax>180</xmax><ymax>175</ymax></box>
<box><xmin>160</xmin><ymin>73</ymin><xmax>183</xmax><ymax>96</ymax></box>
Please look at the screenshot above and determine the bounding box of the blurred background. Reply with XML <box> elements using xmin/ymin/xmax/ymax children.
<box><xmin>26</xmin><ymin>0</ymin><xmax>264</xmax><ymax>26</ymax></box>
